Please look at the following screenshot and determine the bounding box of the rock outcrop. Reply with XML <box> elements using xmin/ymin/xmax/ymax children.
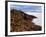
<box><xmin>10</xmin><ymin>9</ymin><xmax>41</xmax><ymax>32</ymax></box>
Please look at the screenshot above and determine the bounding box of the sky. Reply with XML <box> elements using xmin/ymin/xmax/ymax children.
<box><xmin>10</xmin><ymin>4</ymin><xmax>42</xmax><ymax>13</ymax></box>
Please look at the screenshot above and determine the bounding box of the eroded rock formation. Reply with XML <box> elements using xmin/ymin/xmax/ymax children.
<box><xmin>10</xmin><ymin>9</ymin><xmax>41</xmax><ymax>32</ymax></box>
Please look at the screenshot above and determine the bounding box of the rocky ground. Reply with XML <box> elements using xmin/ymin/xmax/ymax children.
<box><xmin>10</xmin><ymin>9</ymin><xmax>42</xmax><ymax>32</ymax></box>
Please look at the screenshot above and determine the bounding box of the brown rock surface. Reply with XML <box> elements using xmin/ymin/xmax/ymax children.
<box><xmin>10</xmin><ymin>9</ymin><xmax>42</xmax><ymax>32</ymax></box>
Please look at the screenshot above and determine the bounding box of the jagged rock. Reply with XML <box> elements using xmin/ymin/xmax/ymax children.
<box><xmin>10</xmin><ymin>9</ymin><xmax>41</xmax><ymax>32</ymax></box>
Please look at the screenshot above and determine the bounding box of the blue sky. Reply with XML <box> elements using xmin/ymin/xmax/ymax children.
<box><xmin>10</xmin><ymin>4</ymin><xmax>42</xmax><ymax>13</ymax></box>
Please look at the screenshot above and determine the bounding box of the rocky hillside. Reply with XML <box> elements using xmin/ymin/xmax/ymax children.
<box><xmin>10</xmin><ymin>9</ymin><xmax>41</xmax><ymax>32</ymax></box>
